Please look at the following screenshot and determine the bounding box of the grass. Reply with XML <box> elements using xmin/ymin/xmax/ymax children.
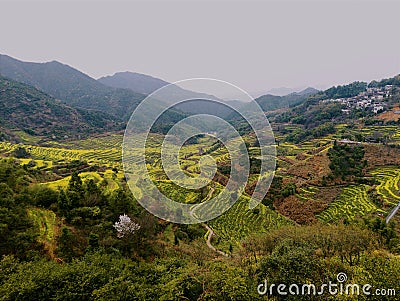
<box><xmin>27</xmin><ymin>207</ymin><xmax>59</xmax><ymax>258</ymax></box>
<box><xmin>28</xmin><ymin>207</ymin><xmax>57</xmax><ymax>243</ymax></box>
<box><xmin>12</xmin><ymin>130</ymin><xmax>42</xmax><ymax>144</ymax></box>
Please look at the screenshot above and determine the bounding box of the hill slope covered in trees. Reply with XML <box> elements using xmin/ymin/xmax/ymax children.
<box><xmin>0</xmin><ymin>76</ymin><xmax>121</xmax><ymax>140</ymax></box>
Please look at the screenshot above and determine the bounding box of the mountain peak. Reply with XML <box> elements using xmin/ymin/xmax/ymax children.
<box><xmin>296</xmin><ymin>87</ymin><xmax>319</xmax><ymax>96</ymax></box>
<box><xmin>98</xmin><ymin>71</ymin><xmax>170</xmax><ymax>95</ymax></box>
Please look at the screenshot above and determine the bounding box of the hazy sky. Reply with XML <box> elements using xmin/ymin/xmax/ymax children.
<box><xmin>1</xmin><ymin>0</ymin><xmax>399</xmax><ymax>96</ymax></box>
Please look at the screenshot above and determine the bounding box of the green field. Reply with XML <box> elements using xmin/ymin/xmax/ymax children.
<box><xmin>42</xmin><ymin>169</ymin><xmax>123</xmax><ymax>192</ymax></box>
<box><xmin>28</xmin><ymin>207</ymin><xmax>57</xmax><ymax>243</ymax></box>
<box><xmin>317</xmin><ymin>185</ymin><xmax>378</xmax><ymax>222</ymax></box>
<box><xmin>3</xmin><ymin>131</ymin><xmax>400</xmax><ymax>245</ymax></box>
<box><xmin>370</xmin><ymin>166</ymin><xmax>400</xmax><ymax>206</ymax></box>
<box><xmin>208</xmin><ymin>195</ymin><xmax>291</xmax><ymax>244</ymax></box>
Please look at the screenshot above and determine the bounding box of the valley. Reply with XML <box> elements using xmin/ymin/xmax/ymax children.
<box><xmin>2</xmin><ymin>118</ymin><xmax>400</xmax><ymax>252</ymax></box>
<box><xmin>1</xmin><ymin>55</ymin><xmax>400</xmax><ymax>300</ymax></box>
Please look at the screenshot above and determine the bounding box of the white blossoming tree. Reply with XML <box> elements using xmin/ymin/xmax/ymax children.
<box><xmin>113</xmin><ymin>214</ymin><xmax>140</xmax><ymax>238</ymax></box>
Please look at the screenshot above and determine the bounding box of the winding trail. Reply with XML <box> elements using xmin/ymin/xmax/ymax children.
<box><xmin>188</xmin><ymin>187</ymin><xmax>215</xmax><ymax>220</ymax></box>
<box><xmin>188</xmin><ymin>187</ymin><xmax>229</xmax><ymax>257</ymax></box>
<box><xmin>203</xmin><ymin>224</ymin><xmax>229</xmax><ymax>257</ymax></box>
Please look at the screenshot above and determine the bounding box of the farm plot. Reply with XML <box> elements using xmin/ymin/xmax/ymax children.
<box><xmin>317</xmin><ymin>185</ymin><xmax>377</xmax><ymax>223</ymax></box>
<box><xmin>208</xmin><ymin>195</ymin><xmax>291</xmax><ymax>242</ymax></box>
<box><xmin>0</xmin><ymin>142</ymin><xmax>122</xmax><ymax>168</ymax></box>
<box><xmin>42</xmin><ymin>170</ymin><xmax>122</xmax><ymax>192</ymax></box>
<box><xmin>296</xmin><ymin>185</ymin><xmax>319</xmax><ymax>201</ymax></box>
<box><xmin>370</xmin><ymin>166</ymin><xmax>400</xmax><ymax>206</ymax></box>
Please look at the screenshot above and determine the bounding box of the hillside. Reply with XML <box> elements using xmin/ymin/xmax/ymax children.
<box><xmin>0</xmin><ymin>76</ymin><xmax>120</xmax><ymax>140</ymax></box>
<box><xmin>1</xmin><ymin>72</ymin><xmax>400</xmax><ymax>300</ymax></box>
<box><xmin>0</xmin><ymin>54</ymin><xmax>147</xmax><ymax>120</ymax></box>
<box><xmin>254</xmin><ymin>87</ymin><xmax>319</xmax><ymax>112</ymax></box>
<box><xmin>272</xmin><ymin>77</ymin><xmax>400</xmax><ymax>132</ymax></box>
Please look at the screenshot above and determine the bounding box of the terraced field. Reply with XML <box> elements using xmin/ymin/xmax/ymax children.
<box><xmin>296</xmin><ymin>185</ymin><xmax>319</xmax><ymax>201</ymax></box>
<box><xmin>18</xmin><ymin>158</ymin><xmax>53</xmax><ymax>169</ymax></box>
<box><xmin>208</xmin><ymin>195</ymin><xmax>291</xmax><ymax>243</ymax></box>
<box><xmin>345</xmin><ymin>125</ymin><xmax>400</xmax><ymax>144</ymax></box>
<box><xmin>370</xmin><ymin>166</ymin><xmax>400</xmax><ymax>206</ymax></box>
<box><xmin>0</xmin><ymin>141</ymin><xmax>122</xmax><ymax>168</ymax></box>
<box><xmin>0</xmin><ymin>133</ymin><xmax>307</xmax><ymax>245</ymax></box>
<box><xmin>317</xmin><ymin>185</ymin><xmax>378</xmax><ymax>223</ymax></box>
<box><xmin>42</xmin><ymin>169</ymin><xmax>123</xmax><ymax>192</ymax></box>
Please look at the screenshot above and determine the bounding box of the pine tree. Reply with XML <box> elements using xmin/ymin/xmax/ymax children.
<box><xmin>57</xmin><ymin>190</ymin><xmax>70</xmax><ymax>217</ymax></box>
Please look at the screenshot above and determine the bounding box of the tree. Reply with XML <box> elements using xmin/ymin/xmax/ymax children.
<box><xmin>12</xmin><ymin>147</ymin><xmax>30</xmax><ymax>159</ymax></box>
<box><xmin>328</xmin><ymin>143</ymin><xmax>365</xmax><ymax>178</ymax></box>
<box><xmin>57</xmin><ymin>190</ymin><xmax>70</xmax><ymax>217</ymax></box>
<box><xmin>68</xmin><ymin>172</ymin><xmax>84</xmax><ymax>194</ymax></box>
<box><xmin>113</xmin><ymin>214</ymin><xmax>140</xmax><ymax>238</ymax></box>
<box><xmin>109</xmin><ymin>188</ymin><xmax>136</xmax><ymax>220</ymax></box>
<box><xmin>88</xmin><ymin>232</ymin><xmax>100</xmax><ymax>251</ymax></box>
<box><xmin>57</xmin><ymin>227</ymin><xmax>77</xmax><ymax>261</ymax></box>
<box><xmin>84</xmin><ymin>178</ymin><xmax>103</xmax><ymax>206</ymax></box>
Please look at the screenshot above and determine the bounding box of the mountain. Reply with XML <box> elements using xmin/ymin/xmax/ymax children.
<box><xmin>254</xmin><ymin>87</ymin><xmax>319</xmax><ymax>112</ymax></box>
<box><xmin>98</xmin><ymin>71</ymin><xmax>169</xmax><ymax>95</ymax></box>
<box><xmin>296</xmin><ymin>87</ymin><xmax>319</xmax><ymax>96</ymax></box>
<box><xmin>368</xmin><ymin>74</ymin><xmax>400</xmax><ymax>88</ymax></box>
<box><xmin>0</xmin><ymin>76</ymin><xmax>121</xmax><ymax>140</ymax></box>
<box><xmin>0</xmin><ymin>54</ymin><xmax>147</xmax><ymax>120</ymax></box>
<box><xmin>98</xmin><ymin>71</ymin><xmax>242</xmax><ymax>118</ymax></box>
<box><xmin>272</xmin><ymin>79</ymin><xmax>400</xmax><ymax>129</ymax></box>
<box><xmin>264</xmin><ymin>87</ymin><xmax>301</xmax><ymax>96</ymax></box>
<box><xmin>0</xmin><ymin>55</ymin><xmax>240</xmax><ymax>120</ymax></box>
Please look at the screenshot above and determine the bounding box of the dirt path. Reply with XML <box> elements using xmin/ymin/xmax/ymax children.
<box><xmin>203</xmin><ymin>224</ymin><xmax>229</xmax><ymax>257</ymax></box>
<box><xmin>189</xmin><ymin>187</ymin><xmax>215</xmax><ymax>220</ymax></box>
<box><xmin>188</xmin><ymin>187</ymin><xmax>229</xmax><ymax>257</ymax></box>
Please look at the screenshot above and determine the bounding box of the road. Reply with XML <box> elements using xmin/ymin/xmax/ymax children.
<box><xmin>386</xmin><ymin>201</ymin><xmax>400</xmax><ymax>224</ymax></box>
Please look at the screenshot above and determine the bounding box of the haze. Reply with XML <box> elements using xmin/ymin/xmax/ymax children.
<box><xmin>1</xmin><ymin>0</ymin><xmax>399</xmax><ymax>97</ymax></box>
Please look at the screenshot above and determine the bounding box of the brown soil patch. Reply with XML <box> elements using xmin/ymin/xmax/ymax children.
<box><xmin>377</xmin><ymin>106</ymin><xmax>400</xmax><ymax>122</ymax></box>
<box><xmin>295</xmin><ymin>152</ymin><xmax>308</xmax><ymax>160</ymax></box>
<box><xmin>274</xmin><ymin>186</ymin><xmax>341</xmax><ymax>224</ymax></box>
<box><xmin>364</xmin><ymin>144</ymin><xmax>400</xmax><ymax>168</ymax></box>
<box><xmin>275</xmin><ymin>195</ymin><xmax>328</xmax><ymax>224</ymax></box>
<box><xmin>287</xmin><ymin>152</ymin><xmax>331</xmax><ymax>185</ymax></box>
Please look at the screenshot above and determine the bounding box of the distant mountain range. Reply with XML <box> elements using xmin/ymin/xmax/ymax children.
<box><xmin>266</xmin><ymin>87</ymin><xmax>303</xmax><ymax>96</ymax></box>
<box><xmin>98</xmin><ymin>71</ymin><xmax>244</xmax><ymax>118</ymax></box>
<box><xmin>0</xmin><ymin>54</ymin><xmax>147</xmax><ymax>121</ymax></box>
<box><xmin>0</xmin><ymin>55</ymin><xmax>241</xmax><ymax>120</ymax></box>
<box><xmin>253</xmin><ymin>86</ymin><xmax>318</xmax><ymax>97</ymax></box>
<box><xmin>9</xmin><ymin>53</ymin><xmax>393</xmax><ymax>143</ymax></box>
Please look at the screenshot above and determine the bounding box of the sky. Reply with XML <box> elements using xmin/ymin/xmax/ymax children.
<box><xmin>1</xmin><ymin>0</ymin><xmax>399</xmax><ymax>97</ymax></box>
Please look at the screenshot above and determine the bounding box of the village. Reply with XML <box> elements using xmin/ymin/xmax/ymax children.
<box><xmin>322</xmin><ymin>85</ymin><xmax>394</xmax><ymax>115</ymax></box>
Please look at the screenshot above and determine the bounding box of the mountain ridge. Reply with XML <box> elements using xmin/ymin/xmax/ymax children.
<box><xmin>0</xmin><ymin>54</ymin><xmax>147</xmax><ymax>121</ymax></box>
<box><xmin>98</xmin><ymin>71</ymin><xmax>170</xmax><ymax>95</ymax></box>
